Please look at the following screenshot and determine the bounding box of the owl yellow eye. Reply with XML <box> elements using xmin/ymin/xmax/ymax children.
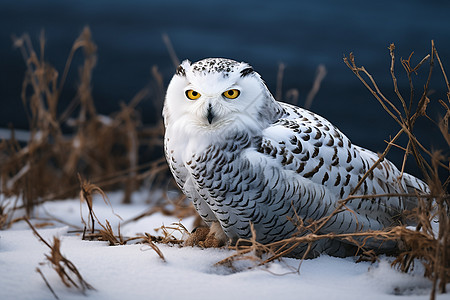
<box><xmin>222</xmin><ymin>89</ymin><xmax>240</xmax><ymax>99</ymax></box>
<box><xmin>185</xmin><ymin>89</ymin><xmax>201</xmax><ymax>100</ymax></box>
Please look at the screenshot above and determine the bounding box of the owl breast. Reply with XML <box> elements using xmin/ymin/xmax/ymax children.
<box><xmin>166</xmin><ymin>123</ymin><xmax>333</xmax><ymax>246</ymax></box>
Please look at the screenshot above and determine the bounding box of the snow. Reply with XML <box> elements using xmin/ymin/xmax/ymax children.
<box><xmin>0</xmin><ymin>191</ymin><xmax>448</xmax><ymax>300</ymax></box>
<box><xmin>0</xmin><ymin>128</ymin><xmax>31</xmax><ymax>142</ymax></box>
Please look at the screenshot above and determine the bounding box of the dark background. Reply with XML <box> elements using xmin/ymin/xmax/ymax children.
<box><xmin>0</xmin><ymin>0</ymin><xmax>449</xmax><ymax>179</ymax></box>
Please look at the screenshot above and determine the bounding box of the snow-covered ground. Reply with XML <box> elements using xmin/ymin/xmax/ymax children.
<box><xmin>0</xmin><ymin>191</ymin><xmax>448</xmax><ymax>300</ymax></box>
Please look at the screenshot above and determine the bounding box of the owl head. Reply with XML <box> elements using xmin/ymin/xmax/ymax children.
<box><xmin>163</xmin><ymin>58</ymin><xmax>284</xmax><ymax>138</ymax></box>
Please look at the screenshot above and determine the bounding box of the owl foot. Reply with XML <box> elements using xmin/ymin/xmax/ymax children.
<box><xmin>184</xmin><ymin>222</ymin><xmax>228</xmax><ymax>248</ymax></box>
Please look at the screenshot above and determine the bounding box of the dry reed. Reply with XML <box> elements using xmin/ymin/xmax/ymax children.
<box><xmin>0</xmin><ymin>27</ymin><xmax>169</xmax><ymax>224</ymax></box>
<box><xmin>24</xmin><ymin>218</ymin><xmax>94</xmax><ymax>299</ymax></box>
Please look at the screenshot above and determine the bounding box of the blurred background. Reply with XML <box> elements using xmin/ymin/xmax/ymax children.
<box><xmin>0</xmin><ymin>0</ymin><xmax>449</xmax><ymax>180</ymax></box>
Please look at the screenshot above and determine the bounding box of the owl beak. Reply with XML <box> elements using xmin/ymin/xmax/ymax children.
<box><xmin>206</xmin><ymin>104</ymin><xmax>214</xmax><ymax>124</ymax></box>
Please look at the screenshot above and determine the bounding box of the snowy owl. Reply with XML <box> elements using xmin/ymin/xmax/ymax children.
<box><xmin>163</xmin><ymin>58</ymin><xmax>429</xmax><ymax>257</ymax></box>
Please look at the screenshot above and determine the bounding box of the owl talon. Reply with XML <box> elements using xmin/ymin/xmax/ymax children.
<box><xmin>184</xmin><ymin>222</ymin><xmax>228</xmax><ymax>248</ymax></box>
<box><xmin>184</xmin><ymin>227</ymin><xmax>210</xmax><ymax>247</ymax></box>
<box><xmin>199</xmin><ymin>232</ymin><xmax>226</xmax><ymax>248</ymax></box>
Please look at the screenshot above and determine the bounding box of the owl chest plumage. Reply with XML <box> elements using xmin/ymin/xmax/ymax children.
<box><xmin>166</xmin><ymin>130</ymin><xmax>299</xmax><ymax>242</ymax></box>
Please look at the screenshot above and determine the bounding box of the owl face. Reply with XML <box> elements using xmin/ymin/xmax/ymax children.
<box><xmin>163</xmin><ymin>58</ymin><xmax>275</xmax><ymax>135</ymax></box>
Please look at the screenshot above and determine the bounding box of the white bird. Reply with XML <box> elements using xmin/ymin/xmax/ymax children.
<box><xmin>163</xmin><ymin>58</ymin><xmax>429</xmax><ymax>257</ymax></box>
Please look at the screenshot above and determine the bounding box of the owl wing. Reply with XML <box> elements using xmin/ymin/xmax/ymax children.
<box><xmin>254</xmin><ymin>102</ymin><xmax>424</xmax><ymax>236</ymax></box>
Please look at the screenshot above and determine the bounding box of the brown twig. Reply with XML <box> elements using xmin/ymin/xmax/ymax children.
<box><xmin>24</xmin><ymin>218</ymin><xmax>95</xmax><ymax>296</ymax></box>
<box><xmin>304</xmin><ymin>64</ymin><xmax>327</xmax><ymax>109</ymax></box>
<box><xmin>36</xmin><ymin>267</ymin><xmax>60</xmax><ymax>300</ymax></box>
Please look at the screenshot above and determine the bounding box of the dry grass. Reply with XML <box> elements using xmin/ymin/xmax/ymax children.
<box><xmin>24</xmin><ymin>218</ymin><xmax>94</xmax><ymax>299</ymax></box>
<box><xmin>0</xmin><ymin>27</ymin><xmax>169</xmax><ymax>223</ymax></box>
<box><xmin>77</xmin><ymin>174</ymin><xmax>184</xmax><ymax>261</ymax></box>
<box><xmin>0</xmin><ymin>30</ymin><xmax>179</xmax><ymax>292</ymax></box>
<box><xmin>275</xmin><ymin>62</ymin><xmax>326</xmax><ymax>108</ymax></box>
<box><xmin>344</xmin><ymin>42</ymin><xmax>449</xmax><ymax>298</ymax></box>
<box><xmin>21</xmin><ymin>177</ymin><xmax>182</xmax><ymax>297</ymax></box>
<box><xmin>77</xmin><ymin>174</ymin><xmax>122</xmax><ymax>239</ymax></box>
